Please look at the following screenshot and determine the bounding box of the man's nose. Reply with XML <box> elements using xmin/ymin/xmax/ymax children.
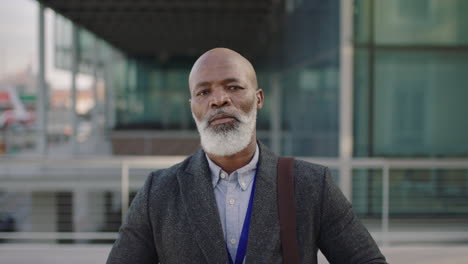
<box><xmin>210</xmin><ymin>89</ymin><xmax>231</xmax><ymax>109</ymax></box>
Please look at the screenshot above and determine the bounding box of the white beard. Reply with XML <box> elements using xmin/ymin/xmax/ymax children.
<box><xmin>192</xmin><ymin>103</ymin><xmax>257</xmax><ymax>156</ymax></box>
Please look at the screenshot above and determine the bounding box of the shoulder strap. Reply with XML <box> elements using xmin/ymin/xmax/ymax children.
<box><xmin>277</xmin><ymin>157</ymin><xmax>299</xmax><ymax>264</ymax></box>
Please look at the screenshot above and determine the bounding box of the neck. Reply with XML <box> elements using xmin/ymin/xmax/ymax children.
<box><xmin>206</xmin><ymin>137</ymin><xmax>257</xmax><ymax>175</ymax></box>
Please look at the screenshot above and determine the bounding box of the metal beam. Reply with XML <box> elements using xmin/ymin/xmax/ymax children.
<box><xmin>92</xmin><ymin>38</ymin><xmax>100</xmax><ymax>151</ymax></box>
<box><xmin>36</xmin><ymin>4</ymin><xmax>47</xmax><ymax>155</ymax></box>
<box><xmin>339</xmin><ymin>0</ymin><xmax>354</xmax><ymax>200</ymax></box>
<box><xmin>71</xmin><ymin>24</ymin><xmax>79</xmax><ymax>154</ymax></box>
<box><xmin>41</xmin><ymin>1</ymin><xmax>272</xmax><ymax>11</ymax></box>
<box><xmin>270</xmin><ymin>72</ymin><xmax>281</xmax><ymax>154</ymax></box>
<box><xmin>381</xmin><ymin>164</ymin><xmax>390</xmax><ymax>247</ymax></box>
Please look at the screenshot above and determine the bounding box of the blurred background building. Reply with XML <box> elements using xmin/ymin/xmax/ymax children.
<box><xmin>0</xmin><ymin>0</ymin><xmax>467</xmax><ymax>260</ymax></box>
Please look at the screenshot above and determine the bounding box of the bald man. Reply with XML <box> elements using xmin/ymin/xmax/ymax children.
<box><xmin>107</xmin><ymin>48</ymin><xmax>387</xmax><ymax>264</ymax></box>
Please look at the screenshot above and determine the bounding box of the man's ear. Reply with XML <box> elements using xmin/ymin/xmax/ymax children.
<box><xmin>256</xmin><ymin>89</ymin><xmax>264</xmax><ymax>110</ymax></box>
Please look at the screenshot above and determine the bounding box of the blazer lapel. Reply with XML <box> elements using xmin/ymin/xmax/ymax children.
<box><xmin>177</xmin><ymin>148</ymin><xmax>228</xmax><ymax>264</ymax></box>
<box><xmin>245</xmin><ymin>142</ymin><xmax>282</xmax><ymax>262</ymax></box>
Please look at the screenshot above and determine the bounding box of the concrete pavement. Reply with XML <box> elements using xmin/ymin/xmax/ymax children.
<box><xmin>1</xmin><ymin>243</ymin><xmax>468</xmax><ymax>263</ymax></box>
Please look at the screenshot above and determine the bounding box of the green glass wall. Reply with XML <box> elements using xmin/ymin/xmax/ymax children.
<box><xmin>354</xmin><ymin>0</ymin><xmax>468</xmax><ymax>158</ymax></box>
<box><xmin>353</xmin><ymin>0</ymin><xmax>468</xmax><ymax>216</ymax></box>
<box><xmin>278</xmin><ymin>0</ymin><xmax>339</xmax><ymax>156</ymax></box>
<box><xmin>109</xmin><ymin>0</ymin><xmax>340</xmax><ymax>157</ymax></box>
<box><xmin>113</xmin><ymin>59</ymin><xmax>194</xmax><ymax>130</ymax></box>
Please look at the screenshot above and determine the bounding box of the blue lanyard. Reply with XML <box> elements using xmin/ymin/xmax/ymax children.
<box><xmin>226</xmin><ymin>166</ymin><xmax>259</xmax><ymax>264</ymax></box>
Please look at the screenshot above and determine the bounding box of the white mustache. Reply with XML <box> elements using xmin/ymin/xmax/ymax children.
<box><xmin>202</xmin><ymin>109</ymin><xmax>242</xmax><ymax>128</ymax></box>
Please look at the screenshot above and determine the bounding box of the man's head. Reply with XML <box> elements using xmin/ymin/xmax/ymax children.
<box><xmin>189</xmin><ymin>48</ymin><xmax>264</xmax><ymax>156</ymax></box>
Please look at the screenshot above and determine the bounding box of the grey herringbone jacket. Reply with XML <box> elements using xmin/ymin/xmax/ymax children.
<box><xmin>107</xmin><ymin>142</ymin><xmax>386</xmax><ymax>264</ymax></box>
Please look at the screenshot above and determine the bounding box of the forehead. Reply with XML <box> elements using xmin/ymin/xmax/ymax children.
<box><xmin>189</xmin><ymin>57</ymin><xmax>252</xmax><ymax>89</ymax></box>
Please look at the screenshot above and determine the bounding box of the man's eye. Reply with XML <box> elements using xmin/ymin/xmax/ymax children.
<box><xmin>196</xmin><ymin>90</ymin><xmax>209</xmax><ymax>96</ymax></box>
<box><xmin>227</xmin><ymin>86</ymin><xmax>241</xmax><ymax>90</ymax></box>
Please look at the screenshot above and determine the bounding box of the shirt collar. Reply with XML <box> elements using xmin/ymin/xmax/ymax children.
<box><xmin>206</xmin><ymin>143</ymin><xmax>259</xmax><ymax>191</ymax></box>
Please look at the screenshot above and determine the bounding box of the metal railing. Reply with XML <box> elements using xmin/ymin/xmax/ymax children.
<box><xmin>1</xmin><ymin>156</ymin><xmax>468</xmax><ymax>245</ymax></box>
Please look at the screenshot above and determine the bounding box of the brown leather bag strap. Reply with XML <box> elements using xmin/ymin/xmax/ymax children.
<box><xmin>277</xmin><ymin>157</ymin><xmax>300</xmax><ymax>264</ymax></box>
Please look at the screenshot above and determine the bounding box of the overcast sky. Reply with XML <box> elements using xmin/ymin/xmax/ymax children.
<box><xmin>0</xmin><ymin>0</ymin><xmax>92</xmax><ymax>89</ymax></box>
<box><xmin>0</xmin><ymin>0</ymin><xmax>36</xmax><ymax>76</ymax></box>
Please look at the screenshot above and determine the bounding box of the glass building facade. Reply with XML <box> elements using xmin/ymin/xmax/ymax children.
<box><xmin>353</xmin><ymin>0</ymin><xmax>468</xmax><ymax>216</ymax></box>
<box><xmin>50</xmin><ymin>0</ymin><xmax>468</xmax><ymax>217</ymax></box>
<box><xmin>2</xmin><ymin>0</ymin><xmax>468</xmax><ymax>243</ymax></box>
<box><xmin>107</xmin><ymin>1</ymin><xmax>341</xmax><ymax>157</ymax></box>
<box><xmin>354</xmin><ymin>0</ymin><xmax>468</xmax><ymax>158</ymax></box>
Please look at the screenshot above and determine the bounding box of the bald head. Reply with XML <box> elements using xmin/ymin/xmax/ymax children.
<box><xmin>189</xmin><ymin>48</ymin><xmax>258</xmax><ymax>93</ymax></box>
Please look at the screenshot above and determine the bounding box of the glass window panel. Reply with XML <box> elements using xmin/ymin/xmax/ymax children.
<box><xmin>373</xmin><ymin>51</ymin><xmax>468</xmax><ymax>157</ymax></box>
<box><xmin>281</xmin><ymin>66</ymin><xmax>339</xmax><ymax>157</ymax></box>
<box><xmin>255</xmin><ymin>72</ymin><xmax>271</xmax><ymax>130</ymax></box>
<box><xmin>354</xmin><ymin>0</ymin><xmax>372</xmax><ymax>44</ymax></box>
<box><xmin>145</xmin><ymin>70</ymin><xmax>163</xmax><ymax>126</ymax></box>
<box><xmin>353</xmin><ymin>49</ymin><xmax>370</xmax><ymax>157</ymax></box>
<box><xmin>374</xmin><ymin>0</ymin><xmax>468</xmax><ymax>45</ymax></box>
<box><xmin>114</xmin><ymin>60</ymin><xmax>196</xmax><ymax>129</ymax></box>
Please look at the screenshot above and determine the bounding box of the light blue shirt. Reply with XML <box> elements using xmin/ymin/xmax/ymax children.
<box><xmin>206</xmin><ymin>144</ymin><xmax>259</xmax><ymax>262</ymax></box>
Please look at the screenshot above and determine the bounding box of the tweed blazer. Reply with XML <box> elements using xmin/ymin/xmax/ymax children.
<box><xmin>107</xmin><ymin>142</ymin><xmax>386</xmax><ymax>264</ymax></box>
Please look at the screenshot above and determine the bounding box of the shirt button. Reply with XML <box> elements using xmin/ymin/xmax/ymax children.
<box><xmin>220</xmin><ymin>172</ymin><xmax>226</xmax><ymax>179</ymax></box>
<box><xmin>230</xmin><ymin>238</ymin><xmax>236</xmax><ymax>245</ymax></box>
<box><xmin>229</xmin><ymin>199</ymin><xmax>235</xmax><ymax>205</ymax></box>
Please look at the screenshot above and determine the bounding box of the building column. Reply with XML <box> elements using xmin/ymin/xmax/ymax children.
<box><xmin>36</xmin><ymin>4</ymin><xmax>47</xmax><ymax>155</ymax></box>
<box><xmin>104</xmin><ymin>52</ymin><xmax>115</xmax><ymax>131</ymax></box>
<box><xmin>73</xmin><ymin>190</ymin><xmax>88</xmax><ymax>232</ymax></box>
<box><xmin>92</xmin><ymin>39</ymin><xmax>100</xmax><ymax>149</ymax></box>
<box><xmin>71</xmin><ymin>24</ymin><xmax>79</xmax><ymax>154</ymax></box>
<box><xmin>339</xmin><ymin>0</ymin><xmax>354</xmax><ymax>201</ymax></box>
<box><xmin>72</xmin><ymin>190</ymin><xmax>105</xmax><ymax>233</ymax></box>
<box><xmin>270</xmin><ymin>72</ymin><xmax>282</xmax><ymax>154</ymax></box>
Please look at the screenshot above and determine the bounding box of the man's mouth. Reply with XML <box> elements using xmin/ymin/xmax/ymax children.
<box><xmin>208</xmin><ymin>113</ymin><xmax>238</xmax><ymax>126</ymax></box>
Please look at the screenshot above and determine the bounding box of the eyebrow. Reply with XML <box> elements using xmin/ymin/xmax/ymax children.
<box><xmin>220</xmin><ymin>78</ymin><xmax>241</xmax><ymax>84</ymax></box>
<box><xmin>194</xmin><ymin>78</ymin><xmax>242</xmax><ymax>90</ymax></box>
<box><xmin>194</xmin><ymin>81</ymin><xmax>211</xmax><ymax>89</ymax></box>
